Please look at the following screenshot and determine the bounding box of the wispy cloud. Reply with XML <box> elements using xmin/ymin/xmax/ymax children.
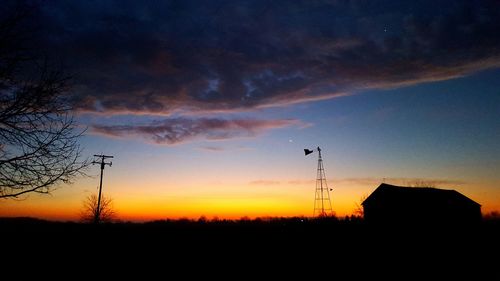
<box><xmin>279</xmin><ymin>178</ymin><xmax>466</xmax><ymax>187</ymax></box>
<box><xmin>22</xmin><ymin>0</ymin><xmax>500</xmax><ymax>116</ymax></box>
<box><xmin>347</xmin><ymin>177</ymin><xmax>467</xmax><ymax>187</ymax></box>
<box><xmin>91</xmin><ymin>117</ymin><xmax>302</xmax><ymax>145</ymax></box>
<box><xmin>198</xmin><ymin>145</ymin><xmax>253</xmax><ymax>152</ymax></box>
<box><xmin>198</xmin><ymin>146</ymin><xmax>225</xmax><ymax>152</ymax></box>
<box><xmin>249</xmin><ymin>180</ymin><xmax>281</xmax><ymax>186</ymax></box>
<box><xmin>287</xmin><ymin>180</ymin><xmax>315</xmax><ymax>186</ymax></box>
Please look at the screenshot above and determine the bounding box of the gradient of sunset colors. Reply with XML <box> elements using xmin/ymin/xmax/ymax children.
<box><xmin>1</xmin><ymin>0</ymin><xmax>499</xmax><ymax>221</ymax></box>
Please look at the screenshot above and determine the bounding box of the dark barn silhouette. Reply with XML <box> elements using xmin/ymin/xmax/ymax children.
<box><xmin>362</xmin><ymin>184</ymin><xmax>481</xmax><ymax>224</ymax></box>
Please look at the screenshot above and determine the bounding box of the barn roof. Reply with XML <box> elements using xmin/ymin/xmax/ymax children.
<box><xmin>362</xmin><ymin>183</ymin><xmax>481</xmax><ymax>207</ymax></box>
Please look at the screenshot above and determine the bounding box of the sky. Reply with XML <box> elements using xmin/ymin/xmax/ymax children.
<box><xmin>1</xmin><ymin>0</ymin><xmax>499</xmax><ymax>221</ymax></box>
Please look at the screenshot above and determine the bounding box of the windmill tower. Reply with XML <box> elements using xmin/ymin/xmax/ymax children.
<box><xmin>304</xmin><ymin>147</ymin><xmax>333</xmax><ymax>217</ymax></box>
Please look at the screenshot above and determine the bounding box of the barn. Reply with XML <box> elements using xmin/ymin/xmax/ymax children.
<box><xmin>362</xmin><ymin>183</ymin><xmax>481</xmax><ymax>224</ymax></box>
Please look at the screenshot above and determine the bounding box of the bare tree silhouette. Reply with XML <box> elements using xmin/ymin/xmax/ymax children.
<box><xmin>80</xmin><ymin>194</ymin><xmax>116</xmax><ymax>223</ymax></box>
<box><xmin>0</xmin><ymin>5</ymin><xmax>88</xmax><ymax>198</ymax></box>
<box><xmin>353</xmin><ymin>194</ymin><xmax>367</xmax><ymax>217</ymax></box>
<box><xmin>406</xmin><ymin>179</ymin><xmax>436</xmax><ymax>188</ymax></box>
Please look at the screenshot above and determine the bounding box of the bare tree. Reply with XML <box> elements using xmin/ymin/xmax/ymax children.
<box><xmin>353</xmin><ymin>194</ymin><xmax>367</xmax><ymax>217</ymax></box>
<box><xmin>406</xmin><ymin>179</ymin><xmax>436</xmax><ymax>188</ymax></box>
<box><xmin>0</xmin><ymin>5</ymin><xmax>88</xmax><ymax>198</ymax></box>
<box><xmin>80</xmin><ymin>194</ymin><xmax>116</xmax><ymax>223</ymax></box>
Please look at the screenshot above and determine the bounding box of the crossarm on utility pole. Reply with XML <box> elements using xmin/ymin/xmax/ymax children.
<box><xmin>91</xmin><ymin>154</ymin><xmax>113</xmax><ymax>224</ymax></box>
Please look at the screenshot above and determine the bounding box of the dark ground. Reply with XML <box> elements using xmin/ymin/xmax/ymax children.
<box><xmin>2</xmin><ymin>217</ymin><xmax>499</xmax><ymax>278</ymax></box>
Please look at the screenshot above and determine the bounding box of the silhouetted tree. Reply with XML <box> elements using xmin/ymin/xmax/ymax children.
<box><xmin>406</xmin><ymin>180</ymin><xmax>436</xmax><ymax>188</ymax></box>
<box><xmin>353</xmin><ymin>194</ymin><xmax>367</xmax><ymax>217</ymax></box>
<box><xmin>484</xmin><ymin>211</ymin><xmax>499</xmax><ymax>221</ymax></box>
<box><xmin>80</xmin><ymin>194</ymin><xmax>116</xmax><ymax>223</ymax></box>
<box><xmin>197</xmin><ymin>215</ymin><xmax>208</xmax><ymax>223</ymax></box>
<box><xmin>0</xmin><ymin>5</ymin><xmax>87</xmax><ymax>198</ymax></box>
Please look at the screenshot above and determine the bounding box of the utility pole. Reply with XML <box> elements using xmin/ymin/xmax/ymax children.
<box><xmin>92</xmin><ymin>154</ymin><xmax>113</xmax><ymax>224</ymax></box>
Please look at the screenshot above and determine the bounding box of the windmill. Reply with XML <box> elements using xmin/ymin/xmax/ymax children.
<box><xmin>304</xmin><ymin>147</ymin><xmax>333</xmax><ymax>217</ymax></box>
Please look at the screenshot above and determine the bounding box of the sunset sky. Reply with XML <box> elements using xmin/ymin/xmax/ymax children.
<box><xmin>1</xmin><ymin>0</ymin><xmax>499</xmax><ymax>221</ymax></box>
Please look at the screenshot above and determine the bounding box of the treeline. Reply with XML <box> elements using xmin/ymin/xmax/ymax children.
<box><xmin>3</xmin><ymin>213</ymin><xmax>500</xmax><ymax>226</ymax></box>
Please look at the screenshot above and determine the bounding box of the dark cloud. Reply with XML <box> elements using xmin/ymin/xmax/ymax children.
<box><xmin>91</xmin><ymin>117</ymin><xmax>301</xmax><ymax>145</ymax></box>
<box><xmin>13</xmin><ymin>0</ymin><xmax>498</xmax><ymax>115</ymax></box>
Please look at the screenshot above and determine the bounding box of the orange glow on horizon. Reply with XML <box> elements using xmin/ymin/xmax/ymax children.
<box><xmin>1</xmin><ymin>178</ymin><xmax>499</xmax><ymax>222</ymax></box>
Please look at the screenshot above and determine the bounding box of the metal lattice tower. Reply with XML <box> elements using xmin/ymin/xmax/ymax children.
<box><xmin>305</xmin><ymin>147</ymin><xmax>333</xmax><ymax>217</ymax></box>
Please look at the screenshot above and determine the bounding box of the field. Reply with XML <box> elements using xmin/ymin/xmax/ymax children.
<box><xmin>2</xmin><ymin>217</ymin><xmax>499</xmax><ymax>277</ymax></box>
